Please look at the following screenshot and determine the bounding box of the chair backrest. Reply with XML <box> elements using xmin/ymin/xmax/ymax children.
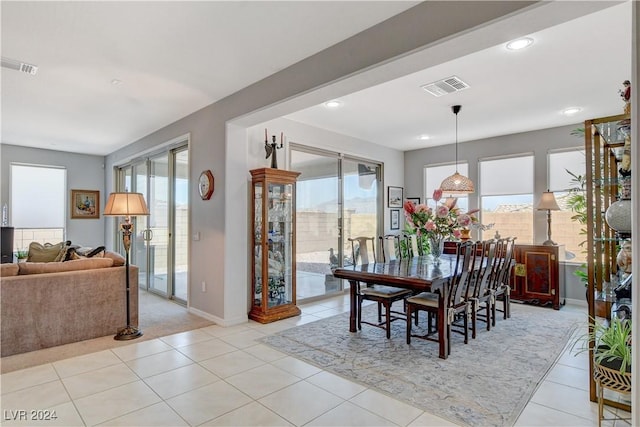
<box><xmin>497</xmin><ymin>237</ymin><xmax>517</xmax><ymax>286</ymax></box>
<box><xmin>404</xmin><ymin>234</ymin><xmax>422</xmax><ymax>258</ymax></box>
<box><xmin>348</xmin><ymin>236</ymin><xmax>376</xmax><ymax>265</ymax></box>
<box><xmin>449</xmin><ymin>240</ymin><xmax>476</xmax><ymax>306</ymax></box>
<box><xmin>380</xmin><ymin>234</ymin><xmax>401</xmax><ymax>262</ymax></box>
<box><xmin>466</xmin><ymin>239</ymin><xmax>492</xmax><ymax>299</ymax></box>
<box><xmin>474</xmin><ymin>239</ymin><xmax>500</xmax><ymax>298</ymax></box>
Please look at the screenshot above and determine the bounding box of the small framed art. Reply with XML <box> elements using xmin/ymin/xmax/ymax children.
<box><xmin>390</xmin><ymin>209</ymin><xmax>400</xmax><ymax>230</ymax></box>
<box><xmin>406</xmin><ymin>197</ymin><xmax>421</xmax><ymax>205</ymax></box>
<box><xmin>388</xmin><ymin>186</ymin><xmax>403</xmax><ymax>208</ymax></box>
<box><xmin>71</xmin><ymin>189</ymin><xmax>100</xmax><ymax>219</ymax></box>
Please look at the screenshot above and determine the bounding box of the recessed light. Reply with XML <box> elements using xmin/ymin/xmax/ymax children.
<box><xmin>111</xmin><ymin>79</ymin><xmax>123</xmax><ymax>85</ymax></box>
<box><xmin>506</xmin><ymin>37</ymin><xmax>534</xmax><ymax>50</ymax></box>
<box><xmin>324</xmin><ymin>100</ymin><xmax>342</xmax><ymax>108</ymax></box>
<box><xmin>562</xmin><ymin>107</ymin><xmax>582</xmax><ymax>116</ymax></box>
<box><xmin>418</xmin><ymin>135</ymin><xmax>430</xmax><ymax>141</ymax></box>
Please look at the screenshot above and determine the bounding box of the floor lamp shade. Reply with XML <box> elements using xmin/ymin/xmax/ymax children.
<box><xmin>536</xmin><ymin>190</ymin><xmax>560</xmax><ymax>245</ymax></box>
<box><xmin>104</xmin><ymin>192</ymin><xmax>149</xmax><ymax>340</ymax></box>
<box><xmin>104</xmin><ymin>192</ymin><xmax>150</xmax><ymax>217</ymax></box>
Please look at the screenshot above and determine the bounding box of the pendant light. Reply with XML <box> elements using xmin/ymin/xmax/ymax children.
<box><xmin>440</xmin><ymin>105</ymin><xmax>474</xmax><ymax>194</ymax></box>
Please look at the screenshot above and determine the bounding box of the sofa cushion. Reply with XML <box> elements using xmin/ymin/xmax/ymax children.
<box><xmin>18</xmin><ymin>258</ymin><xmax>114</xmax><ymax>275</ymax></box>
<box><xmin>27</xmin><ymin>241</ymin><xmax>67</xmax><ymax>263</ymax></box>
<box><xmin>1</xmin><ymin>263</ymin><xmax>20</xmax><ymax>277</ymax></box>
<box><xmin>104</xmin><ymin>250</ymin><xmax>126</xmax><ymax>266</ymax></box>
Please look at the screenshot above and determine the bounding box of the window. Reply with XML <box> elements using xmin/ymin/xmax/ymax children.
<box><xmin>548</xmin><ymin>148</ymin><xmax>587</xmax><ymax>263</ymax></box>
<box><xmin>10</xmin><ymin>164</ymin><xmax>66</xmax><ymax>251</ymax></box>
<box><xmin>424</xmin><ymin>163</ymin><xmax>468</xmax><ymax>211</ymax></box>
<box><xmin>479</xmin><ymin>155</ymin><xmax>534</xmax><ymax>243</ymax></box>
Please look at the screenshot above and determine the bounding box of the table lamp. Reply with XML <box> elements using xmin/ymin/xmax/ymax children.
<box><xmin>104</xmin><ymin>192</ymin><xmax>149</xmax><ymax>340</ymax></box>
<box><xmin>536</xmin><ymin>190</ymin><xmax>560</xmax><ymax>246</ymax></box>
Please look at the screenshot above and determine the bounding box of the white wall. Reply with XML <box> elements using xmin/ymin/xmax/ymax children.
<box><xmin>0</xmin><ymin>144</ymin><xmax>105</xmax><ymax>247</ymax></box>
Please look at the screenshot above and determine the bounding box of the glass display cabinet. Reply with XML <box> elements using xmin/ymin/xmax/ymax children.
<box><xmin>249</xmin><ymin>168</ymin><xmax>301</xmax><ymax>323</ymax></box>
<box><xmin>584</xmin><ymin>113</ymin><xmax>631</xmax><ymax>412</ymax></box>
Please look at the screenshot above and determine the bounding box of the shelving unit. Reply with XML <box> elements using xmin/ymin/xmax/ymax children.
<box><xmin>584</xmin><ymin>113</ymin><xmax>631</xmax><ymax>412</ymax></box>
<box><xmin>249</xmin><ymin>168</ymin><xmax>301</xmax><ymax>323</ymax></box>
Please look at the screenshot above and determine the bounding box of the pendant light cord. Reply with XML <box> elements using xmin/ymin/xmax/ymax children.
<box><xmin>455</xmin><ymin>111</ymin><xmax>459</xmax><ymax>173</ymax></box>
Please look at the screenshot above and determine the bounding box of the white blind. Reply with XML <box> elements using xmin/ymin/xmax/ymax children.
<box><xmin>480</xmin><ymin>155</ymin><xmax>533</xmax><ymax>196</ymax></box>
<box><xmin>11</xmin><ymin>164</ymin><xmax>66</xmax><ymax>228</ymax></box>
<box><xmin>549</xmin><ymin>149</ymin><xmax>586</xmax><ymax>192</ymax></box>
<box><xmin>424</xmin><ymin>163</ymin><xmax>469</xmax><ymax>198</ymax></box>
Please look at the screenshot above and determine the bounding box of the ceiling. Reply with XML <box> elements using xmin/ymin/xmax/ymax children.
<box><xmin>1</xmin><ymin>1</ymin><xmax>632</xmax><ymax>156</ymax></box>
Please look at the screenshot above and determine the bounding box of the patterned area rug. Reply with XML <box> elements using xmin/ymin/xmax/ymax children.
<box><xmin>261</xmin><ymin>303</ymin><xmax>584</xmax><ymax>426</ymax></box>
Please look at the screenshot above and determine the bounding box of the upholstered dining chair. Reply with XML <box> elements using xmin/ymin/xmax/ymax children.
<box><xmin>466</xmin><ymin>239</ymin><xmax>500</xmax><ymax>338</ymax></box>
<box><xmin>405</xmin><ymin>240</ymin><xmax>476</xmax><ymax>353</ymax></box>
<box><xmin>348</xmin><ymin>236</ymin><xmax>412</xmax><ymax>339</ymax></box>
<box><xmin>491</xmin><ymin>237</ymin><xmax>516</xmax><ymax>322</ymax></box>
<box><xmin>403</xmin><ymin>234</ymin><xmax>423</xmax><ymax>258</ymax></box>
<box><xmin>380</xmin><ymin>234</ymin><xmax>402</xmax><ymax>262</ymax></box>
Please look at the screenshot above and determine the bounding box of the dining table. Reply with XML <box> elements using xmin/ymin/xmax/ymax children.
<box><xmin>332</xmin><ymin>254</ymin><xmax>458</xmax><ymax>359</ymax></box>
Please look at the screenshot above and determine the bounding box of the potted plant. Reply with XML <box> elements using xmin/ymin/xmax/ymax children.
<box><xmin>573</xmin><ymin>315</ymin><xmax>632</xmax><ymax>375</ymax></box>
<box><xmin>15</xmin><ymin>249</ymin><xmax>28</xmax><ymax>262</ymax></box>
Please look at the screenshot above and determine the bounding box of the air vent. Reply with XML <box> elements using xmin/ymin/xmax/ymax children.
<box><xmin>421</xmin><ymin>76</ymin><xmax>468</xmax><ymax>97</ymax></box>
<box><xmin>1</xmin><ymin>57</ymin><xmax>38</xmax><ymax>75</ymax></box>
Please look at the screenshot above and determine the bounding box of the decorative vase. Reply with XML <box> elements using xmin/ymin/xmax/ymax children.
<box><xmin>428</xmin><ymin>236</ymin><xmax>444</xmax><ymax>263</ymax></box>
<box><xmin>605</xmin><ymin>199</ymin><xmax>632</xmax><ymax>234</ymax></box>
<box><xmin>460</xmin><ymin>228</ymin><xmax>471</xmax><ymax>241</ymax></box>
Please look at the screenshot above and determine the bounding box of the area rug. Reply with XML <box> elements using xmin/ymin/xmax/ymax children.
<box><xmin>260</xmin><ymin>303</ymin><xmax>584</xmax><ymax>426</ymax></box>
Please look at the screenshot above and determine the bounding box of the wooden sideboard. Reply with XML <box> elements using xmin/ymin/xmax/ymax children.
<box><xmin>510</xmin><ymin>244</ymin><xmax>565</xmax><ymax>310</ymax></box>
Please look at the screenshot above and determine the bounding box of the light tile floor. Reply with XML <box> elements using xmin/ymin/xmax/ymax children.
<box><xmin>0</xmin><ymin>295</ymin><xmax>632</xmax><ymax>426</ymax></box>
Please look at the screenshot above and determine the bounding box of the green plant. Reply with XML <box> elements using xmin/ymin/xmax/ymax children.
<box><xmin>573</xmin><ymin>316</ymin><xmax>632</xmax><ymax>374</ymax></box>
<box><xmin>15</xmin><ymin>249</ymin><xmax>28</xmax><ymax>259</ymax></box>
<box><xmin>565</xmin><ymin>169</ymin><xmax>589</xmax><ymax>286</ymax></box>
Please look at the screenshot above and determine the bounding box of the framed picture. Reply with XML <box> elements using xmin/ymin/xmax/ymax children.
<box><xmin>406</xmin><ymin>197</ymin><xmax>421</xmax><ymax>205</ymax></box>
<box><xmin>388</xmin><ymin>186</ymin><xmax>403</xmax><ymax>208</ymax></box>
<box><xmin>390</xmin><ymin>209</ymin><xmax>400</xmax><ymax>230</ymax></box>
<box><xmin>71</xmin><ymin>190</ymin><xmax>100</xmax><ymax>219</ymax></box>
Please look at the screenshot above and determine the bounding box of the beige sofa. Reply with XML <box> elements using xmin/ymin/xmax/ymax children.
<box><xmin>1</xmin><ymin>259</ymin><xmax>139</xmax><ymax>357</ymax></box>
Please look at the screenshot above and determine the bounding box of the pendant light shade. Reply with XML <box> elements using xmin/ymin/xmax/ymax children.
<box><xmin>440</xmin><ymin>105</ymin><xmax>474</xmax><ymax>194</ymax></box>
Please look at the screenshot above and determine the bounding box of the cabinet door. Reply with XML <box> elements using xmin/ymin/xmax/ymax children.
<box><xmin>511</xmin><ymin>244</ymin><xmax>560</xmax><ymax>309</ymax></box>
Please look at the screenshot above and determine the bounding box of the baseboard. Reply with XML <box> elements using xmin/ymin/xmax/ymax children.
<box><xmin>188</xmin><ymin>306</ymin><xmax>248</xmax><ymax>327</ymax></box>
<box><xmin>564</xmin><ymin>297</ymin><xmax>587</xmax><ymax>308</ymax></box>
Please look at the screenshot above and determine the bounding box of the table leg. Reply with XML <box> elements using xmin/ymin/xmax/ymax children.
<box><xmin>438</xmin><ymin>293</ymin><xmax>448</xmax><ymax>359</ymax></box>
<box><xmin>349</xmin><ymin>279</ymin><xmax>358</xmax><ymax>332</ymax></box>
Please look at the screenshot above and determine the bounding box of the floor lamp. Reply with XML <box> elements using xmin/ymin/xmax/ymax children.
<box><xmin>536</xmin><ymin>190</ymin><xmax>560</xmax><ymax>246</ymax></box>
<box><xmin>104</xmin><ymin>192</ymin><xmax>149</xmax><ymax>340</ymax></box>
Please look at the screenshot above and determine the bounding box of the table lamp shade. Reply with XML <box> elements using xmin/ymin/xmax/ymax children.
<box><xmin>104</xmin><ymin>192</ymin><xmax>149</xmax><ymax>216</ymax></box>
<box><xmin>536</xmin><ymin>191</ymin><xmax>560</xmax><ymax>211</ymax></box>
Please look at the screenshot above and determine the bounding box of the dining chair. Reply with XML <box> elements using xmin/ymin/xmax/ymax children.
<box><xmin>405</xmin><ymin>240</ymin><xmax>475</xmax><ymax>353</ymax></box>
<box><xmin>348</xmin><ymin>236</ymin><xmax>412</xmax><ymax>339</ymax></box>
<box><xmin>492</xmin><ymin>237</ymin><xmax>517</xmax><ymax>322</ymax></box>
<box><xmin>403</xmin><ymin>233</ymin><xmax>423</xmax><ymax>258</ymax></box>
<box><xmin>466</xmin><ymin>239</ymin><xmax>500</xmax><ymax>338</ymax></box>
<box><xmin>380</xmin><ymin>234</ymin><xmax>402</xmax><ymax>262</ymax></box>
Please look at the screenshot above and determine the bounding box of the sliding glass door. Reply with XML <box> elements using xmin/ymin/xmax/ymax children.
<box><xmin>116</xmin><ymin>143</ymin><xmax>189</xmax><ymax>304</ymax></box>
<box><xmin>291</xmin><ymin>145</ymin><xmax>381</xmax><ymax>302</ymax></box>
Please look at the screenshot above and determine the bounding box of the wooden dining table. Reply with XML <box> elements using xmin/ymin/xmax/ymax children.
<box><xmin>332</xmin><ymin>255</ymin><xmax>458</xmax><ymax>359</ymax></box>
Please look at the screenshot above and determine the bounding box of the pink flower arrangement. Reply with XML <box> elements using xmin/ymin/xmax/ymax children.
<box><xmin>403</xmin><ymin>189</ymin><xmax>479</xmax><ymax>241</ymax></box>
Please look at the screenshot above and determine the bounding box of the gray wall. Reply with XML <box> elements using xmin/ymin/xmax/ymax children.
<box><xmin>403</xmin><ymin>123</ymin><xmax>587</xmax><ymax>302</ymax></box>
<box><xmin>105</xmin><ymin>1</ymin><xmax>538</xmax><ymax>324</ymax></box>
<box><xmin>0</xmin><ymin>144</ymin><xmax>106</xmax><ymax>247</ymax></box>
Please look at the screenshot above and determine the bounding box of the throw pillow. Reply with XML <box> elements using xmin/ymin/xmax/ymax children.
<box><xmin>104</xmin><ymin>250</ymin><xmax>126</xmax><ymax>266</ymax></box>
<box><xmin>27</xmin><ymin>241</ymin><xmax>66</xmax><ymax>263</ymax></box>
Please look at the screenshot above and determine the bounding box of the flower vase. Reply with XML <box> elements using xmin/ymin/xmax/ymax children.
<box><xmin>460</xmin><ymin>228</ymin><xmax>471</xmax><ymax>241</ymax></box>
<box><xmin>428</xmin><ymin>236</ymin><xmax>444</xmax><ymax>263</ymax></box>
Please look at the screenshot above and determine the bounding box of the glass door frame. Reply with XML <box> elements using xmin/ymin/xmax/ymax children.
<box><xmin>289</xmin><ymin>143</ymin><xmax>383</xmax><ymax>302</ymax></box>
<box><xmin>114</xmin><ymin>140</ymin><xmax>189</xmax><ymax>305</ymax></box>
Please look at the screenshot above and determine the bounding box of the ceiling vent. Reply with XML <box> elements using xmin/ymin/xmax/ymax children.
<box><xmin>1</xmin><ymin>57</ymin><xmax>38</xmax><ymax>75</ymax></box>
<box><xmin>421</xmin><ymin>76</ymin><xmax>468</xmax><ymax>97</ymax></box>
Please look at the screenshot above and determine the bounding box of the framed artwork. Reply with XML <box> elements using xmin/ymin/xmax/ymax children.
<box><xmin>406</xmin><ymin>197</ymin><xmax>421</xmax><ymax>205</ymax></box>
<box><xmin>390</xmin><ymin>209</ymin><xmax>400</xmax><ymax>230</ymax></box>
<box><xmin>387</xmin><ymin>186</ymin><xmax>403</xmax><ymax>208</ymax></box>
<box><xmin>71</xmin><ymin>189</ymin><xmax>100</xmax><ymax>219</ymax></box>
